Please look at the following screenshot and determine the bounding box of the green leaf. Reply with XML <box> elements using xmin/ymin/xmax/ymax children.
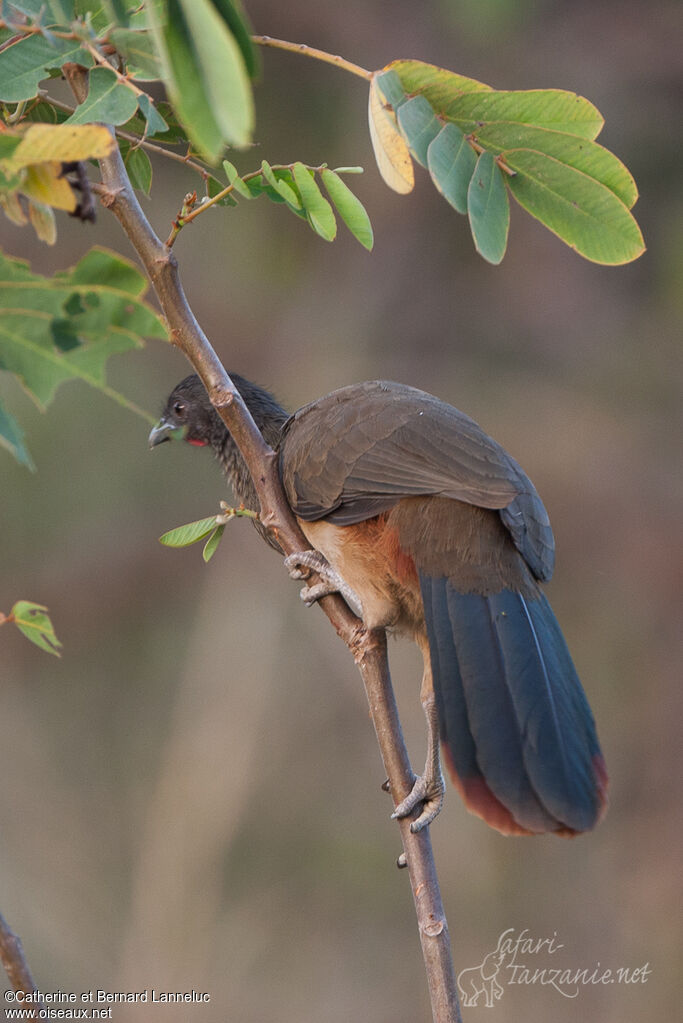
<box><xmin>202</xmin><ymin>523</ymin><xmax>225</xmax><ymax>561</ymax></box>
<box><xmin>73</xmin><ymin>1</ymin><xmax>110</xmax><ymax>33</ymax></box>
<box><xmin>5</xmin><ymin>1</ymin><xmax>56</xmax><ymax>18</ymax></box>
<box><xmin>135</xmin><ymin>92</ymin><xmax>169</xmax><ymax>136</ymax></box>
<box><xmin>210</xmin><ymin>0</ymin><xmax>260</xmax><ymax>79</ymax></box>
<box><xmin>0</xmin><ymin>246</ymin><xmax>166</xmax><ymax>412</ymax></box>
<box><xmin>504</xmin><ymin>149</ymin><xmax>645</xmax><ymax>264</ymax></box>
<box><xmin>321</xmin><ymin>169</ymin><xmax>373</xmax><ymax>250</ymax></box>
<box><xmin>396</xmin><ymin>95</ymin><xmax>442</xmax><ymax>168</ymax></box>
<box><xmin>119</xmin><ymin>100</ymin><xmax>182</xmax><ymax>145</ymax></box>
<box><xmin>374</xmin><ymin>69</ymin><xmax>408</xmax><ymax>111</ymax></box>
<box><xmin>103</xmin><ymin>0</ymin><xmax>132</xmax><ymax>26</ymax></box>
<box><xmin>177</xmin><ymin>0</ymin><xmax>253</xmax><ymax>146</ymax></box>
<box><xmin>150</xmin><ymin>0</ymin><xmax>253</xmax><ymax>156</ymax></box>
<box><xmin>146</xmin><ymin>0</ymin><xmax>221</xmax><ymax>162</ymax></box>
<box><xmin>65</xmin><ymin>67</ymin><xmax>139</xmax><ymax>126</ymax></box>
<box><xmin>222</xmin><ymin>159</ymin><xmax>252</xmax><ymax>198</ymax></box>
<box><xmin>0</xmin><ymin>399</ymin><xmax>35</xmax><ymax>470</ymax></box>
<box><xmin>427</xmin><ymin>123</ymin><xmax>477</xmax><ymax>215</ymax></box>
<box><xmin>11</xmin><ymin>601</ymin><xmax>62</xmax><ymax>656</ymax></box>
<box><xmin>146</xmin><ymin>0</ymin><xmax>253</xmax><ymax>159</ymax></box>
<box><xmin>222</xmin><ymin>159</ymin><xmax>239</xmax><ymax>181</ymax></box>
<box><xmin>48</xmin><ymin>0</ymin><xmax>74</xmax><ymax>23</ymax></box>
<box><xmin>22</xmin><ymin>100</ymin><xmax>59</xmax><ymax>125</ymax></box>
<box><xmin>472</xmin><ymin>123</ymin><xmax>638</xmax><ymax>208</ymax></box>
<box><xmin>207</xmin><ymin>175</ymin><xmax>238</xmax><ymax>206</ymax></box>
<box><xmin>260</xmin><ymin>161</ymin><xmax>301</xmax><ymax>207</ymax></box>
<box><xmin>467</xmin><ymin>152</ymin><xmax>510</xmax><ymax>265</ymax></box>
<box><xmin>390</xmin><ymin>59</ymin><xmax>492</xmax><ymax>104</ymax></box>
<box><xmin>159</xmin><ymin>516</ymin><xmax>218</xmax><ymax>548</ymax></box>
<box><xmin>0</xmin><ymin>33</ymin><xmax>94</xmax><ymax>102</ymax></box>
<box><xmin>110</xmin><ymin>28</ymin><xmax>162</xmax><ymax>80</ymax></box>
<box><xmin>121</xmin><ymin>141</ymin><xmax>152</xmax><ymax>194</ymax></box>
<box><xmin>241</xmin><ymin>176</ymin><xmax>280</xmax><ymax>201</ymax></box>
<box><xmin>444</xmin><ymin>89</ymin><xmax>604</xmax><ymax>140</ymax></box>
<box><xmin>292</xmin><ymin>163</ymin><xmax>336</xmax><ymax>241</ymax></box>
<box><xmin>0</xmin><ymin>136</ymin><xmax>22</xmax><ymax>160</ymax></box>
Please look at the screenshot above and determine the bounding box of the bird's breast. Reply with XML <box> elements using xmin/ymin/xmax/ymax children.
<box><xmin>296</xmin><ymin>511</ymin><xmax>424</xmax><ymax>636</ymax></box>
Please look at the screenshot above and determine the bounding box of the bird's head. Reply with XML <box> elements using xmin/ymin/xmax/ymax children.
<box><xmin>149</xmin><ymin>374</ymin><xmax>224</xmax><ymax>450</ymax></box>
<box><xmin>149</xmin><ymin>374</ymin><xmax>288</xmax><ymax>512</ymax></box>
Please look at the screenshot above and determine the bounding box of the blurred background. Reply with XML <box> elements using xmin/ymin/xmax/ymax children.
<box><xmin>1</xmin><ymin>1</ymin><xmax>680</xmax><ymax>1020</ymax></box>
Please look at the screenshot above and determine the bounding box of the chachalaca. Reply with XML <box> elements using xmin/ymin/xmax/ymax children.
<box><xmin>150</xmin><ymin>374</ymin><xmax>608</xmax><ymax>836</ymax></box>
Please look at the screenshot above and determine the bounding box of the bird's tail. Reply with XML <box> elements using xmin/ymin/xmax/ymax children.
<box><xmin>419</xmin><ymin>574</ymin><xmax>608</xmax><ymax>835</ymax></box>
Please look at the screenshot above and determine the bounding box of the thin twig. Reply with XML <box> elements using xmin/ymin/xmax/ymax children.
<box><xmin>252</xmin><ymin>34</ymin><xmax>372</xmax><ymax>80</ymax></box>
<box><xmin>65</xmin><ymin>61</ymin><xmax>461</xmax><ymax>1023</ymax></box>
<box><xmin>82</xmin><ymin>39</ymin><xmax>147</xmax><ymax>97</ymax></box>
<box><xmin>169</xmin><ymin>163</ymin><xmax>326</xmax><ymax>241</ymax></box>
<box><xmin>0</xmin><ymin>912</ymin><xmax>44</xmax><ymax>1020</ymax></box>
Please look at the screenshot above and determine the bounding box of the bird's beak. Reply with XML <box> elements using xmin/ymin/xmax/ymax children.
<box><xmin>148</xmin><ymin>418</ymin><xmax>183</xmax><ymax>448</ymax></box>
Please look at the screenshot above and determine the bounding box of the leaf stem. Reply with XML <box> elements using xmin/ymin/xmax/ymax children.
<box><xmin>252</xmin><ymin>35</ymin><xmax>371</xmax><ymax>81</ymax></box>
<box><xmin>82</xmin><ymin>39</ymin><xmax>147</xmax><ymax>98</ymax></box>
<box><xmin>466</xmin><ymin>133</ymin><xmax>516</xmax><ymax>177</ymax></box>
<box><xmin>167</xmin><ymin>163</ymin><xmax>327</xmax><ymax>245</ymax></box>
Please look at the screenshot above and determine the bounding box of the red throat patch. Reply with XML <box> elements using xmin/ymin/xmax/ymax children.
<box><xmin>187</xmin><ymin>438</ymin><xmax>208</xmax><ymax>447</ymax></box>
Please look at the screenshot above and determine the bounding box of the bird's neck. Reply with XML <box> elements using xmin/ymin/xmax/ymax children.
<box><xmin>213</xmin><ymin>403</ymin><xmax>289</xmax><ymax>513</ymax></box>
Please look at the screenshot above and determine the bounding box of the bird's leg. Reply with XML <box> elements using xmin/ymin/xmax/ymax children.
<box><xmin>284</xmin><ymin>549</ymin><xmax>364</xmax><ymax>618</ymax></box>
<box><xmin>391</xmin><ymin>640</ymin><xmax>445</xmax><ymax>833</ymax></box>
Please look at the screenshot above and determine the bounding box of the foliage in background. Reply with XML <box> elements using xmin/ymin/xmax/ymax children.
<box><xmin>0</xmin><ymin>600</ymin><xmax>61</xmax><ymax>655</ymax></box>
<box><xmin>0</xmin><ymin>0</ymin><xmax>644</xmax><ymax>472</ymax></box>
<box><xmin>0</xmin><ymin>248</ymin><xmax>166</xmax><ymax>465</ymax></box>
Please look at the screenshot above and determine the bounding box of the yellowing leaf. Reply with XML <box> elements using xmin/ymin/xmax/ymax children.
<box><xmin>27</xmin><ymin>199</ymin><xmax>57</xmax><ymax>245</ymax></box>
<box><xmin>21</xmin><ymin>163</ymin><xmax>76</xmax><ymax>212</ymax></box>
<box><xmin>7</xmin><ymin>123</ymin><xmax>115</xmax><ymax>170</ymax></box>
<box><xmin>0</xmin><ymin>191</ymin><xmax>28</xmax><ymax>227</ymax></box>
<box><xmin>368</xmin><ymin>74</ymin><xmax>414</xmax><ymax>195</ymax></box>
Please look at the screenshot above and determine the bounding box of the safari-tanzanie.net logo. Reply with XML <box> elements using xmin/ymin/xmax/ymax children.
<box><xmin>456</xmin><ymin>928</ymin><xmax>651</xmax><ymax>1009</ymax></box>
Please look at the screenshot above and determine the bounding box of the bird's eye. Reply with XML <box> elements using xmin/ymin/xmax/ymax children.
<box><xmin>173</xmin><ymin>400</ymin><xmax>186</xmax><ymax>417</ymax></box>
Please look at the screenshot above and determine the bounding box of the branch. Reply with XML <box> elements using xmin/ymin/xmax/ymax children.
<box><xmin>0</xmin><ymin>912</ymin><xmax>44</xmax><ymax>1019</ymax></box>
<box><xmin>252</xmin><ymin>35</ymin><xmax>372</xmax><ymax>80</ymax></box>
<box><xmin>65</xmin><ymin>64</ymin><xmax>461</xmax><ymax>1023</ymax></box>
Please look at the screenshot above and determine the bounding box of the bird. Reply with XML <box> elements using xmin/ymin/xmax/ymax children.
<box><xmin>149</xmin><ymin>374</ymin><xmax>608</xmax><ymax>837</ymax></box>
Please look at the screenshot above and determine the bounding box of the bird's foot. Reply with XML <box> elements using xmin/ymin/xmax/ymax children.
<box><xmin>284</xmin><ymin>549</ymin><xmax>363</xmax><ymax>618</ymax></box>
<box><xmin>390</xmin><ymin>768</ymin><xmax>445</xmax><ymax>833</ymax></box>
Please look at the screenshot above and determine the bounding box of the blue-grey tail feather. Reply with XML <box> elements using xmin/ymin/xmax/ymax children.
<box><xmin>420</xmin><ymin>573</ymin><xmax>606</xmax><ymax>834</ymax></box>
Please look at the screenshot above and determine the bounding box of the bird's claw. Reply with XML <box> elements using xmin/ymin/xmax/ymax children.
<box><xmin>284</xmin><ymin>549</ymin><xmax>364</xmax><ymax>618</ymax></box>
<box><xmin>391</xmin><ymin>769</ymin><xmax>445</xmax><ymax>833</ymax></box>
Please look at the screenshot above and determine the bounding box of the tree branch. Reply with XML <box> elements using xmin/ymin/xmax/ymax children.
<box><xmin>0</xmin><ymin>912</ymin><xmax>44</xmax><ymax>1020</ymax></box>
<box><xmin>67</xmin><ymin>59</ymin><xmax>461</xmax><ymax>1021</ymax></box>
<box><xmin>252</xmin><ymin>35</ymin><xmax>372</xmax><ymax>80</ymax></box>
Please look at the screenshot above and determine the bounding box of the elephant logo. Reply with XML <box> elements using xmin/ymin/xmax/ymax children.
<box><xmin>457</xmin><ymin>948</ymin><xmax>506</xmax><ymax>1008</ymax></box>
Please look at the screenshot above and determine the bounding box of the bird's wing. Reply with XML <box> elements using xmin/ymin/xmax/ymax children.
<box><xmin>279</xmin><ymin>380</ymin><xmax>554</xmax><ymax>581</ymax></box>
